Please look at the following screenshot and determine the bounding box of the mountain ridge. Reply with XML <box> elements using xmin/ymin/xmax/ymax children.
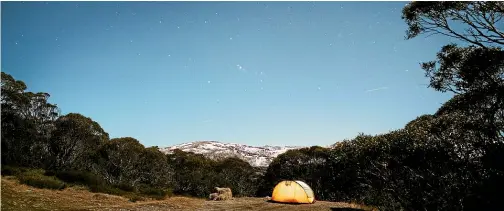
<box><xmin>159</xmin><ymin>140</ymin><xmax>309</xmax><ymax>167</ymax></box>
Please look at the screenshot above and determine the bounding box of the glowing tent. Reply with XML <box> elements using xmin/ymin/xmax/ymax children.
<box><xmin>271</xmin><ymin>180</ymin><xmax>316</xmax><ymax>204</ymax></box>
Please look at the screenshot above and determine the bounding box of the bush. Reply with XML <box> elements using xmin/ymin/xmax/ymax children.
<box><xmin>128</xmin><ymin>195</ymin><xmax>145</xmax><ymax>202</ymax></box>
<box><xmin>18</xmin><ymin>169</ymin><xmax>66</xmax><ymax>190</ymax></box>
<box><xmin>1</xmin><ymin>166</ymin><xmax>27</xmax><ymax>176</ymax></box>
<box><xmin>43</xmin><ymin>170</ymin><xmax>56</xmax><ymax>176</ymax></box>
<box><xmin>137</xmin><ymin>184</ymin><xmax>171</xmax><ymax>199</ymax></box>
<box><xmin>41</xmin><ymin>169</ymin><xmax>131</xmax><ymax>197</ymax></box>
<box><xmin>89</xmin><ymin>184</ymin><xmax>127</xmax><ymax>196</ymax></box>
<box><xmin>54</xmin><ymin>170</ymin><xmax>105</xmax><ymax>187</ymax></box>
<box><xmin>164</xmin><ymin>188</ymin><xmax>174</xmax><ymax>197</ymax></box>
<box><xmin>114</xmin><ymin>183</ymin><xmax>135</xmax><ymax>192</ymax></box>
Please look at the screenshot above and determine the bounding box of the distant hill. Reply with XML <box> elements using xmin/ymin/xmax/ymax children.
<box><xmin>159</xmin><ymin>141</ymin><xmax>306</xmax><ymax>167</ymax></box>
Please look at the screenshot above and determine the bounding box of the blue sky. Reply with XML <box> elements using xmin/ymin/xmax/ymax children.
<box><xmin>2</xmin><ymin>1</ymin><xmax>454</xmax><ymax>147</ymax></box>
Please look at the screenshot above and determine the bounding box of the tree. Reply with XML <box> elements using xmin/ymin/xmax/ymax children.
<box><xmin>93</xmin><ymin>137</ymin><xmax>146</xmax><ymax>187</ymax></box>
<box><xmin>214</xmin><ymin>157</ymin><xmax>259</xmax><ymax>196</ymax></box>
<box><xmin>47</xmin><ymin>113</ymin><xmax>109</xmax><ymax>170</ymax></box>
<box><xmin>167</xmin><ymin>150</ymin><xmax>216</xmax><ymax>197</ymax></box>
<box><xmin>402</xmin><ymin>2</ymin><xmax>504</xmax><ymax>47</ymax></box>
<box><xmin>136</xmin><ymin>146</ymin><xmax>171</xmax><ymax>188</ymax></box>
<box><xmin>1</xmin><ymin>72</ymin><xmax>59</xmax><ymax>168</ymax></box>
<box><xmin>402</xmin><ymin>1</ymin><xmax>504</xmax><ymax>137</ymax></box>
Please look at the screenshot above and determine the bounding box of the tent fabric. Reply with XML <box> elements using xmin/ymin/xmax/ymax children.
<box><xmin>295</xmin><ymin>180</ymin><xmax>315</xmax><ymax>199</ymax></box>
<box><xmin>271</xmin><ymin>180</ymin><xmax>316</xmax><ymax>204</ymax></box>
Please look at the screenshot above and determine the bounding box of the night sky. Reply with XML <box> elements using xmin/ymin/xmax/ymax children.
<box><xmin>2</xmin><ymin>1</ymin><xmax>455</xmax><ymax>147</ymax></box>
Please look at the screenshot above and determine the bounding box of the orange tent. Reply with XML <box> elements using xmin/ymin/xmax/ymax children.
<box><xmin>271</xmin><ymin>180</ymin><xmax>316</xmax><ymax>204</ymax></box>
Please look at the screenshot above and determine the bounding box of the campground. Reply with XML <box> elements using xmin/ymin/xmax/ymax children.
<box><xmin>1</xmin><ymin>176</ymin><xmax>377</xmax><ymax>211</ymax></box>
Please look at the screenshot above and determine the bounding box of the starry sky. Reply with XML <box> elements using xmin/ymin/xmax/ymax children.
<box><xmin>2</xmin><ymin>1</ymin><xmax>455</xmax><ymax>147</ymax></box>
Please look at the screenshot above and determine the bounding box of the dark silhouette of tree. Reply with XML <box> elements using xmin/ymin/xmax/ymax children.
<box><xmin>1</xmin><ymin>72</ymin><xmax>59</xmax><ymax>168</ymax></box>
<box><xmin>403</xmin><ymin>1</ymin><xmax>504</xmax><ymax>137</ymax></box>
<box><xmin>93</xmin><ymin>137</ymin><xmax>147</xmax><ymax>187</ymax></box>
<box><xmin>402</xmin><ymin>1</ymin><xmax>504</xmax><ymax>47</ymax></box>
<box><xmin>48</xmin><ymin>113</ymin><xmax>109</xmax><ymax>171</ymax></box>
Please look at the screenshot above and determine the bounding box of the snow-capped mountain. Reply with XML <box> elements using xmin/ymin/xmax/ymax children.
<box><xmin>159</xmin><ymin>141</ymin><xmax>304</xmax><ymax>167</ymax></box>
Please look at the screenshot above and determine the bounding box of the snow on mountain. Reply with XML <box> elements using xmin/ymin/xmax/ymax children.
<box><xmin>159</xmin><ymin>141</ymin><xmax>305</xmax><ymax>167</ymax></box>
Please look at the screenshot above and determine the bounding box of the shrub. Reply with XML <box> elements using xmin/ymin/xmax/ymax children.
<box><xmin>128</xmin><ymin>195</ymin><xmax>145</xmax><ymax>202</ymax></box>
<box><xmin>89</xmin><ymin>184</ymin><xmax>127</xmax><ymax>196</ymax></box>
<box><xmin>1</xmin><ymin>166</ymin><xmax>26</xmax><ymax>176</ymax></box>
<box><xmin>165</xmin><ymin>188</ymin><xmax>174</xmax><ymax>197</ymax></box>
<box><xmin>114</xmin><ymin>183</ymin><xmax>135</xmax><ymax>192</ymax></box>
<box><xmin>18</xmin><ymin>170</ymin><xmax>66</xmax><ymax>190</ymax></box>
<box><xmin>54</xmin><ymin>170</ymin><xmax>105</xmax><ymax>187</ymax></box>
<box><xmin>137</xmin><ymin>184</ymin><xmax>171</xmax><ymax>200</ymax></box>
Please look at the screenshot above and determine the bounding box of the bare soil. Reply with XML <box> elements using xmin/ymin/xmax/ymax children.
<box><xmin>1</xmin><ymin>176</ymin><xmax>377</xmax><ymax>211</ymax></box>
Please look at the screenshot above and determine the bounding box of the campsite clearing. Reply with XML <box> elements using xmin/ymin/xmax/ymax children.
<box><xmin>1</xmin><ymin>177</ymin><xmax>376</xmax><ymax>211</ymax></box>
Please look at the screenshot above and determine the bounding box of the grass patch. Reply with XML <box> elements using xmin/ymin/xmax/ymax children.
<box><xmin>3</xmin><ymin>167</ymin><xmax>173</xmax><ymax>201</ymax></box>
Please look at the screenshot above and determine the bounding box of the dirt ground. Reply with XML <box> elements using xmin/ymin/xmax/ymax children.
<box><xmin>1</xmin><ymin>176</ymin><xmax>377</xmax><ymax>211</ymax></box>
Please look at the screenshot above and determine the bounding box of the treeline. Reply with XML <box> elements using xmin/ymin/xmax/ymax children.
<box><xmin>260</xmin><ymin>115</ymin><xmax>503</xmax><ymax>210</ymax></box>
<box><xmin>2</xmin><ymin>1</ymin><xmax>503</xmax><ymax>210</ymax></box>
<box><xmin>1</xmin><ymin>73</ymin><xmax>262</xmax><ymax>199</ymax></box>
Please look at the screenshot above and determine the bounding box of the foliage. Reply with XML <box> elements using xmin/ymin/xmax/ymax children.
<box><xmin>93</xmin><ymin>137</ymin><xmax>159</xmax><ymax>188</ymax></box>
<box><xmin>137</xmin><ymin>184</ymin><xmax>172</xmax><ymax>199</ymax></box>
<box><xmin>52</xmin><ymin>170</ymin><xmax>106</xmax><ymax>187</ymax></box>
<box><xmin>48</xmin><ymin>113</ymin><xmax>109</xmax><ymax>171</ymax></box>
<box><xmin>168</xmin><ymin>149</ymin><xmax>260</xmax><ymax>198</ymax></box>
<box><xmin>88</xmin><ymin>184</ymin><xmax>127</xmax><ymax>196</ymax></box>
<box><xmin>402</xmin><ymin>1</ymin><xmax>504</xmax><ymax>47</ymax></box>
<box><xmin>1</xmin><ymin>72</ymin><xmax>59</xmax><ymax>168</ymax></box>
<box><xmin>1</xmin><ymin>166</ymin><xmax>29</xmax><ymax>176</ymax></box>
<box><xmin>128</xmin><ymin>195</ymin><xmax>145</xmax><ymax>202</ymax></box>
<box><xmin>18</xmin><ymin>169</ymin><xmax>66</xmax><ymax>190</ymax></box>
